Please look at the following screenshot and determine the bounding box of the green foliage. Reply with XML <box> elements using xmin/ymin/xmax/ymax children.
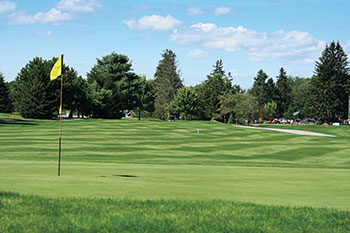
<box><xmin>197</xmin><ymin>74</ymin><xmax>232</xmax><ymax>119</ymax></box>
<box><xmin>154</xmin><ymin>49</ymin><xmax>183</xmax><ymax>119</ymax></box>
<box><xmin>210</xmin><ymin>59</ymin><xmax>225</xmax><ymax>77</ymax></box>
<box><xmin>285</xmin><ymin>77</ymin><xmax>312</xmax><ymax>119</ymax></box>
<box><xmin>0</xmin><ymin>73</ymin><xmax>13</xmax><ymax>113</ymax></box>
<box><xmin>7</xmin><ymin>80</ymin><xmax>19</xmax><ymax>112</ymax></box>
<box><xmin>167</xmin><ymin>87</ymin><xmax>198</xmax><ymax>120</ymax></box>
<box><xmin>62</xmin><ymin>66</ymin><xmax>89</xmax><ymax>118</ymax></box>
<box><xmin>310</xmin><ymin>41</ymin><xmax>350</xmax><ymax>121</ymax></box>
<box><xmin>86</xmin><ymin>81</ymin><xmax>112</xmax><ymax>118</ymax></box>
<box><xmin>233</xmin><ymin>93</ymin><xmax>260</xmax><ymax>124</ymax></box>
<box><xmin>135</xmin><ymin>75</ymin><xmax>155</xmax><ymax>120</ymax></box>
<box><xmin>87</xmin><ymin>52</ymin><xmax>139</xmax><ymax>118</ymax></box>
<box><xmin>264</xmin><ymin>101</ymin><xmax>277</xmax><ymax>118</ymax></box>
<box><xmin>1</xmin><ymin>192</ymin><xmax>350</xmax><ymax>233</ymax></box>
<box><xmin>217</xmin><ymin>92</ymin><xmax>239</xmax><ymax>119</ymax></box>
<box><xmin>276</xmin><ymin>67</ymin><xmax>292</xmax><ymax>116</ymax></box>
<box><xmin>227</xmin><ymin>113</ymin><xmax>234</xmax><ymax>124</ymax></box>
<box><xmin>14</xmin><ymin>57</ymin><xmax>59</xmax><ymax>119</ymax></box>
<box><xmin>250</xmin><ymin>69</ymin><xmax>271</xmax><ymax>107</ymax></box>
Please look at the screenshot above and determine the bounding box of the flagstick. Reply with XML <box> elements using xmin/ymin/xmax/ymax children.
<box><xmin>58</xmin><ymin>54</ymin><xmax>63</xmax><ymax>176</ymax></box>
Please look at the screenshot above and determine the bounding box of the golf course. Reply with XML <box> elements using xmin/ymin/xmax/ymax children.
<box><xmin>1</xmin><ymin>113</ymin><xmax>350</xmax><ymax>232</ymax></box>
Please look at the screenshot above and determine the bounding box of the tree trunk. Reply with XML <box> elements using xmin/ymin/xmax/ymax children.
<box><xmin>69</xmin><ymin>109</ymin><xmax>73</xmax><ymax>118</ymax></box>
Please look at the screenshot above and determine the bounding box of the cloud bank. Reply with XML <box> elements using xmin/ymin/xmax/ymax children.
<box><xmin>0</xmin><ymin>0</ymin><xmax>16</xmax><ymax>14</ymax></box>
<box><xmin>6</xmin><ymin>0</ymin><xmax>101</xmax><ymax>25</ymax></box>
<box><xmin>171</xmin><ymin>22</ymin><xmax>325</xmax><ymax>63</ymax></box>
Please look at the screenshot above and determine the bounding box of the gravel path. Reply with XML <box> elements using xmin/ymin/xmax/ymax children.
<box><xmin>234</xmin><ymin>125</ymin><xmax>336</xmax><ymax>137</ymax></box>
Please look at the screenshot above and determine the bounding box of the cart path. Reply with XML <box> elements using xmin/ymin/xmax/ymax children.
<box><xmin>234</xmin><ymin>125</ymin><xmax>336</xmax><ymax>137</ymax></box>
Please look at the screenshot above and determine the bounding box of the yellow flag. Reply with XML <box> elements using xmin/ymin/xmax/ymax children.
<box><xmin>59</xmin><ymin>105</ymin><xmax>62</xmax><ymax>115</ymax></box>
<box><xmin>50</xmin><ymin>56</ymin><xmax>62</xmax><ymax>81</ymax></box>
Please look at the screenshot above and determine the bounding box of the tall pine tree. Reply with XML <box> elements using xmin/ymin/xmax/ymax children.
<box><xmin>250</xmin><ymin>69</ymin><xmax>269</xmax><ymax>107</ymax></box>
<box><xmin>211</xmin><ymin>59</ymin><xmax>225</xmax><ymax>77</ymax></box>
<box><xmin>15</xmin><ymin>57</ymin><xmax>59</xmax><ymax>119</ymax></box>
<box><xmin>0</xmin><ymin>73</ymin><xmax>13</xmax><ymax>113</ymax></box>
<box><xmin>276</xmin><ymin>67</ymin><xmax>291</xmax><ymax>116</ymax></box>
<box><xmin>310</xmin><ymin>41</ymin><xmax>350</xmax><ymax>121</ymax></box>
<box><xmin>154</xmin><ymin>49</ymin><xmax>183</xmax><ymax>119</ymax></box>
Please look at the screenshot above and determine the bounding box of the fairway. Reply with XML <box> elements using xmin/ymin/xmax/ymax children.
<box><xmin>1</xmin><ymin>114</ymin><xmax>350</xmax><ymax>210</ymax></box>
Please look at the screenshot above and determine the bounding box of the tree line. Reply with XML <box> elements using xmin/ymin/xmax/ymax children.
<box><xmin>0</xmin><ymin>41</ymin><xmax>349</xmax><ymax>123</ymax></box>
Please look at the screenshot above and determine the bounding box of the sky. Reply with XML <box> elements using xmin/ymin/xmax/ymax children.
<box><xmin>0</xmin><ymin>0</ymin><xmax>350</xmax><ymax>89</ymax></box>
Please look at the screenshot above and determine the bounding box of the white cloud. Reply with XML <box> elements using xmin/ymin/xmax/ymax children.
<box><xmin>8</xmin><ymin>8</ymin><xmax>72</xmax><ymax>25</ymax></box>
<box><xmin>214</xmin><ymin>7</ymin><xmax>231</xmax><ymax>16</ymax></box>
<box><xmin>186</xmin><ymin>49</ymin><xmax>209</xmax><ymax>58</ymax></box>
<box><xmin>187</xmin><ymin>7</ymin><xmax>204</xmax><ymax>16</ymax></box>
<box><xmin>123</xmin><ymin>19</ymin><xmax>136</xmax><ymax>29</ymax></box>
<box><xmin>0</xmin><ymin>0</ymin><xmax>16</xmax><ymax>14</ymax></box>
<box><xmin>6</xmin><ymin>0</ymin><xmax>101</xmax><ymax>25</ymax></box>
<box><xmin>35</xmin><ymin>30</ymin><xmax>53</xmax><ymax>36</ymax></box>
<box><xmin>57</xmin><ymin>0</ymin><xmax>102</xmax><ymax>13</ymax></box>
<box><xmin>171</xmin><ymin>22</ymin><xmax>325</xmax><ymax>64</ymax></box>
<box><xmin>124</xmin><ymin>14</ymin><xmax>181</xmax><ymax>31</ymax></box>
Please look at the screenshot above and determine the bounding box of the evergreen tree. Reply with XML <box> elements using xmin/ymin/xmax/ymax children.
<box><xmin>7</xmin><ymin>80</ymin><xmax>18</xmax><ymax>112</ymax></box>
<box><xmin>310</xmin><ymin>41</ymin><xmax>350</xmax><ymax>121</ymax></box>
<box><xmin>211</xmin><ymin>59</ymin><xmax>225</xmax><ymax>77</ymax></box>
<box><xmin>0</xmin><ymin>73</ymin><xmax>13</xmax><ymax>113</ymax></box>
<box><xmin>198</xmin><ymin>74</ymin><xmax>232</xmax><ymax>119</ymax></box>
<box><xmin>14</xmin><ymin>57</ymin><xmax>59</xmax><ymax>119</ymax></box>
<box><xmin>63</xmin><ymin>68</ymin><xmax>89</xmax><ymax>118</ymax></box>
<box><xmin>276</xmin><ymin>67</ymin><xmax>292</xmax><ymax>116</ymax></box>
<box><xmin>154</xmin><ymin>49</ymin><xmax>183</xmax><ymax>119</ymax></box>
<box><xmin>250</xmin><ymin>69</ymin><xmax>269</xmax><ymax>107</ymax></box>
<box><xmin>266</xmin><ymin>77</ymin><xmax>277</xmax><ymax>104</ymax></box>
<box><xmin>87</xmin><ymin>52</ymin><xmax>139</xmax><ymax>118</ymax></box>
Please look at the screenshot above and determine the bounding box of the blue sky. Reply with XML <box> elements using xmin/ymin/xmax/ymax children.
<box><xmin>1</xmin><ymin>0</ymin><xmax>349</xmax><ymax>89</ymax></box>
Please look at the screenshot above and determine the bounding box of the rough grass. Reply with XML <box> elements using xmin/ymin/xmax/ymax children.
<box><xmin>1</xmin><ymin>192</ymin><xmax>350</xmax><ymax>233</ymax></box>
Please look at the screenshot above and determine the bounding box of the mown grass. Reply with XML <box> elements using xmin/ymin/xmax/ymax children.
<box><xmin>1</xmin><ymin>192</ymin><xmax>350</xmax><ymax>233</ymax></box>
<box><xmin>1</xmin><ymin>113</ymin><xmax>350</xmax><ymax>169</ymax></box>
<box><xmin>1</xmin><ymin>113</ymin><xmax>350</xmax><ymax>231</ymax></box>
<box><xmin>1</xmin><ymin>160</ymin><xmax>350</xmax><ymax>209</ymax></box>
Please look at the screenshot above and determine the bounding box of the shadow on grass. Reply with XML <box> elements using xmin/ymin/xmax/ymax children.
<box><xmin>0</xmin><ymin>119</ymin><xmax>38</xmax><ymax>126</ymax></box>
<box><xmin>113</xmin><ymin>174</ymin><xmax>138</xmax><ymax>178</ymax></box>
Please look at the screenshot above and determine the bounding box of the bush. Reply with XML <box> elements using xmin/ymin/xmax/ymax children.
<box><xmin>228</xmin><ymin>114</ymin><xmax>234</xmax><ymax>124</ymax></box>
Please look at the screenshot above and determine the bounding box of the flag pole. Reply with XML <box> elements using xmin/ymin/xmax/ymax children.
<box><xmin>58</xmin><ymin>54</ymin><xmax>63</xmax><ymax>176</ymax></box>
